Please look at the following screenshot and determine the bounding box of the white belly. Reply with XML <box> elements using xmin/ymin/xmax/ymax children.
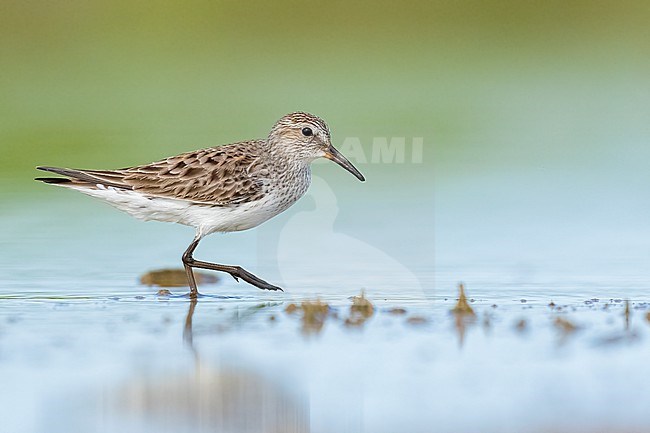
<box><xmin>74</xmin><ymin>181</ymin><xmax>309</xmax><ymax>237</ymax></box>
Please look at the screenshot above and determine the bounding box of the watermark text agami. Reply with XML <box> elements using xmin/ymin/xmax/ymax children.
<box><xmin>336</xmin><ymin>137</ymin><xmax>424</xmax><ymax>164</ymax></box>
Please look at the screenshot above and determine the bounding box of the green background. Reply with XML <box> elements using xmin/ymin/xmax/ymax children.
<box><xmin>2</xmin><ymin>1</ymin><xmax>648</xmax><ymax>194</ymax></box>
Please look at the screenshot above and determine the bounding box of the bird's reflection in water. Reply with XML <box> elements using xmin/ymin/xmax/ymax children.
<box><xmin>183</xmin><ymin>298</ymin><xmax>198</xmax><ymax>355</ymax></box>
<box><xmin>113</xmin><ymin>300</ymin><xmax>310</xmax><ymax>433</ymax></box>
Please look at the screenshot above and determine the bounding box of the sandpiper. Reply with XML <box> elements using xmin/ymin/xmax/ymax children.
<box><xmin>36</xmin><ymin>112</ymin><xmax>365</xmax><ymax>297</ymax></box>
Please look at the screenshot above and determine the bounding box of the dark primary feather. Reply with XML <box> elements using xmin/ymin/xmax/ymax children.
<box><xmin>34</xmin><ymin>177</ymin><xmax>73</xmax><ymax>184</ymax></box>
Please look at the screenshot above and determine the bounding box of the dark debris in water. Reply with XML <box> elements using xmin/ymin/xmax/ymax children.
<box><xmin>283</xmin><ymin>292</ymin><xmax>378</xmax><ymax>333</ymax></box>
<box><xmin>350</xmin><ymin>291</ymin><xmax>374</xmax><ymax>317</ymax></box>
<box><xmin>554</xmin><ymin>317</ymin><xmax>578</xmax><ymax>335</ymax></box>
<box><xmin>345</xmin><ymin>292</ymin><xmax>374</xmax><ymax>327</ymax></box>
<box><xmin>451</xmin><ymin>283</ymin><xmax>475</xmax><ymax>316</ymax></box>
<box><xmin>594</xmin><ymin>331</ymin><xmax>640</xmax><ymax>346</ymax></box>
<box><xmin>140</xmin><ymin>268</ymin><xmax>219</xmax><ymax>287</ymax></box>
<box><xmin>299</xmin><ymin>300</ymin><xmax>330</xmax><ymax>334</ymax></box>
<box><xmin>515</xmin><ymin>319</ymin><xmax>528</xmax><ymax>332</ymax></box>
<box><xmin>284</xmin><ymin>303</ymin><xmax>299</xmax><ymax>314</ymax></box>
<box><xmin>162</xmin><ymin>281</ymin><xmax>646</xmax><ymax>347</ymax></box>
<box><xmin>406</xmin><ymin>316</ymin><xmax>428</xmax><ymax>325</ymax></box>
<box><xmin>284</xmin><ymin>299</ymin><xmax>331</xmax><ymax>335</ymax></box>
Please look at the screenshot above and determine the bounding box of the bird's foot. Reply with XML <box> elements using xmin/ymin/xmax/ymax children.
<box><xmin>230</xmin><ymin>267</ymin><xmax>284</xmax><ymax>292</ymax></box>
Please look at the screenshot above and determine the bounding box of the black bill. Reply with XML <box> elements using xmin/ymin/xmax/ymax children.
<box><xmin>324</xmin><ymin>146</ymin><xmax>365</xmax><ymax>182</ymax></box>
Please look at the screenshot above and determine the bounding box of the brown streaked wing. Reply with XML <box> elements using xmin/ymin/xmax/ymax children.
<box><xmin>120</xmin><ymin>141</ymin><xmax>270</xmax><ymax>205</ymax></box>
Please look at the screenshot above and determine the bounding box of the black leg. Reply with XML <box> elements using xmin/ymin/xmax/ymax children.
<box><xmin>182</xmin><ymin>237</ymin><xmax>201</xmax><ymax>298</ymax></box>
<box><xmin>181</xmin><ymin>236</ymin><xmax>283</xmax><ymax>293</ymax></box>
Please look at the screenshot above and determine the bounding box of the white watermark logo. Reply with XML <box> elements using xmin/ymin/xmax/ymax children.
<box><xmin>256</xmin><ymin>176</ymin><xmax>426</xmax><ymax>296</ymax></box>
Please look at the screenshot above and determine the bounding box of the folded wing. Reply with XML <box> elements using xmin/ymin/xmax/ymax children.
<box><xmin>36</xmin><ymin>141</ymin><xmax>269</xmax><ymax>206</ymax></box>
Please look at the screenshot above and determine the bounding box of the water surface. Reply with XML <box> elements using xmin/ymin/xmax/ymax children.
<box><xmin>1</xmin><ymin>190</ymin><xmax>650</xmax><ymax>433</ymax></box>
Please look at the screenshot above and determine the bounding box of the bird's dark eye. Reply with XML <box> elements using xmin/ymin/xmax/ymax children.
<box><xmin>301</xmin><ymin>127</ymin><xmax>313</xmax><ymax>137</ymax></box>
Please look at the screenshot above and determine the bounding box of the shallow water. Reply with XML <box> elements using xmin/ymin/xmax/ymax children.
<box><xmin>2</xmin><ymin>188</ymin><xmax>650</xmax><ymax>433</ymax></box>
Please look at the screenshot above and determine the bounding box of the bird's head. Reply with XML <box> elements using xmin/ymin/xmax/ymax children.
<box><xmin>268</xmin><ymin>112</ymin><xmax>365</xmax><ymax>181</ymax></box>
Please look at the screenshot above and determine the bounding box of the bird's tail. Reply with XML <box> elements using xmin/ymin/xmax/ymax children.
<box><xmin>35</xmin><ymin>166</ymin><xmax>129</xmax><ymax>189</ymax></box>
